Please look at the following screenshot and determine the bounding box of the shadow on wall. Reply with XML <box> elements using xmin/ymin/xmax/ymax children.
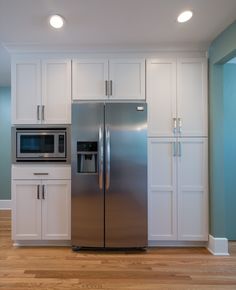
<box><xmin>0</xmin><ymin>87</ymin><xmax>11</xmax><ymax>200</ymax></box>
<box><xmin>223</xmin><ymin>61</ymin><xmax>236</xmax><ymax>240</ymax></box>
<box><xmin>208</xmin><ymin>20</ymin><xmax>236</xmax><ymax>240</ymax></box>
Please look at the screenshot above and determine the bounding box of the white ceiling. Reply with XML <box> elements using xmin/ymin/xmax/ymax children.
<box><xmin>0</xmin><ymin>0</ymin><xmax>236</xmax><ymax>86</ymax></box>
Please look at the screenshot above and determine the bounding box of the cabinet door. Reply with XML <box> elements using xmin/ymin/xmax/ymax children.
<box><xmin>177</xmin><ymin>58</ymin><xmax>208</xmax><ymax>137</ymax></box>
<box><xmin>109</xmin><ymin>59</ymin><xmax>145</xmax><ymax>100</ymax></box>
<box><xmin>147</xmin><ymin>59</ymin><xmax>177</xmax><ymax>137</ymax></box>
<box><xmin>72</xmin><ymin>59</ymin><xmax>108</xmax><ymax>100</ymax></box>
<box><xmin>42</xmin><ymin>59</ymin><xmax>71</xmax><ymax>124</ymax></box>
<box><xmin>42</xmin><ymin>180</ymin><xmax>71</xmax><ymax>240</ymax></box>
<box><xmin>177</xmin><ymin>138</ymin><xmax>208</xmax><ymax>240</ymax></box>
<box><xmin>11</xmin><ymin>59</ymin><xmax>41</xmax><ymax>124</ymax></box>
<box><xmin>148</xmin><ymin>138</ymin><xmax>177</xmax><ymax>240</ymax></box>
<box><xmin>12</xmin><ymin>180</ymin><xmax>41</xmax><ymax>240</ymax></box>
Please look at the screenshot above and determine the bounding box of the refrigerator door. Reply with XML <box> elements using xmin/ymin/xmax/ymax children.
<box><xmin>105</xmin><ymin>103</ymin><xmax>147</xmax><ymax>248</ymax></box>
<box><xmin>71</xmin><ymin>103</ymin><xmax>105</xmax><ymax>247</ymax></box>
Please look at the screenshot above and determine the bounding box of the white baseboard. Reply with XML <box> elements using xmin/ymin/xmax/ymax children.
<box><xmin>207</xmin><ymin>234</ymin><xmax>229</xmax><ymax>255</ymax></box>
<box><xmin>0</xmin><ymin>200</ymin><xmax>11</xmax><ymax>210</ymax></box>
<box><xmin>13</xmin><ymin>240</ymin><xmax>71</xmax><ymax>247</ymax></box>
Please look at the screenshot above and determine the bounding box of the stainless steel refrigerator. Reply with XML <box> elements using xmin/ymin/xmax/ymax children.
<box><xmin>71</xmin><ymin>102</ymin><xmax>147</xmax><ymax>249</ymax></box>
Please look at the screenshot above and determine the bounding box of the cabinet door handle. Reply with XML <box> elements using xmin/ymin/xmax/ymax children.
<box><xmin>172</xmin><ymin>142</ymin><xmax>177</xmax><ymax>157</ymax></box>
<box><xmin>109</xmin><ymin>80</ymin><xmax>113</xmax><ymax>96</ymax></box>
<box><xmin>42</xmin><ymin>185</ymin><xmax>45</xmax><ymax>199</ymax></box>
<box><xmin>42</xmin><ymin>105</ymin><xmax>45</xmax><ymax>121</ymax></box>
<box><xmin>37</xmin><ymin>105</ymin><xmax>40</xmax><ymax>121</ymax></box>
<box><xmin>178</xmin><ymin>141</ymin><xmax>182</xmax><ymax>157</ymax></box>
<box><xmin>173</xmin><ymin>118</ymin><xmax>177</xmax><ymax>134</ymax></box>
<box><xmin>37</xmin><ymin>185</ymin><xmax>40</xmax><ymax>199</ymax></box>
<box><xmin>178</xmin><ymin>118</ymin><xmax>182</xmax><ymax>134</ymax></box>
<box><xmin>105</xmin><ymin>80</ymin><xmax>108</xmax><ymax>96</ymax></box>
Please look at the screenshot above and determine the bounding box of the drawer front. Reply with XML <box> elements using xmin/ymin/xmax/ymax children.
<box><xmin>12</xmin><ymin>165</ymin><xmax>71</xmax><ymax>180</ymax></box>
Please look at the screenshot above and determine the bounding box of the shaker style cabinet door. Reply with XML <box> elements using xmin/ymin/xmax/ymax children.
<box><xmin>12</xmin><ymin>180</ymin><xmax>41</xmax><ymax>240</ymax></box>
<box><xmin>177</xmin><ymin>58</ymin><xmax>208</xmax><ymax>137</ymax></box>
<box><xmin>41</xmin><ymin>180</ymin><xmax>71</xmax><ymax>240</ymax></box>
<box><xmin>109</xmin><ymin>59</ymin><xmax>145</xmax><ymax>100</ymax></box>
<box><xmin>147</xmin><ymin>59</ymin><xmax>177</xmax><ymax>137</ymax></box>
<box><xmin>148</xmin><ymin>138</ymin><xmax>177</xmax><ymax>241</ymax></box>
<box><xmin>177</xmin><ymin>138</ymin><xmax>208</xmax><ymax>241</ymax></box>
<box><xmin>11</xmin><ymin>59</ymin><xmax>41</xmax><ymax>124</ymax></box>
<box><xmin>42</xmin><ymin>59</ymin><xmax>71</xmax><ymax>124</ymax></box>
<box><xmin>72</xmin><ymin>59</ymin><xmax>109</xmax><ymax>100</ymax></box>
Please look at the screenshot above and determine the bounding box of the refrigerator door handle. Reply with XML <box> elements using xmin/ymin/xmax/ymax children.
<box><xmin>98</xmin><ymin>126</ymin><xmax>104</xmax><ymax>190</ymax></box>
<box><xmin>105</xmin><ymin>126</ymin><xmax>110</xmax><ymax>190</ymax></box>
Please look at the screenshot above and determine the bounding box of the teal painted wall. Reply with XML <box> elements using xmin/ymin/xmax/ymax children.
<box><xmin>0</xmin><ymin>87</ymin><xmax>11</xmax><ymax>200</ymax></box>
<box><xmin>209</xmin><ymin>20</ymin><xmax>236</xmax><ymax>238</ymax></box>
<box><xmin>223</xmin><ymin>63</ymin><xmax>236</xmax><ymax>240</ymax></box>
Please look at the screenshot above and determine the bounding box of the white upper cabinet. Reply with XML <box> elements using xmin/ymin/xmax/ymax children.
<box><xmin>147</xmin><ymin>57</ymin><xmax>208</xmax><ymax>137</ymax></box>
<box><xmin>72</xmin><ymin>58</ymin><xmax>145</xmax><ymax>101</ymax></box>
<box><xmin>147</xmin><ymin>59</ymin><xmax>177</xmax><ymax>137</ymax></box>
<box><xmin>11</xmin><ymin>58</ymin><xmax>71</xmax><ymax>124</ymax></box>
<box><xmin>72</xmin><ymin>59</ymin><xmax>108</xmax><ymax>100</ymax></box>
<box><xmin>177</xmin><ymin>58</ymin><xmax>208</xmax><ymax>137</ymax></box>
<box><xmin>11</xmin><ymin>59</ymin><xmax>41</xmax><ymax>124</ymax></box>
<box><xmin>42</xmin><ymin>59</ymin><xmax>71</xmax><ymax>124</ymax></box>
<box><xmin>109</xmin><ymin>59</ymin><xmax>145</xmax><ymax>100</ymax></box>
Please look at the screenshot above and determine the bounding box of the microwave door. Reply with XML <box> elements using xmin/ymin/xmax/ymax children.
<box><xmin>17</xmin><ymin>133</ymin><xmax>55</xmax><ymax>158</ymax></box>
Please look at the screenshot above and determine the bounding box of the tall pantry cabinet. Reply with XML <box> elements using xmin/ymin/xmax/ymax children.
<box><xmin>147</xmin><ymin>58</ymin><xmax>208</xmax><ymax>242</ymax></box>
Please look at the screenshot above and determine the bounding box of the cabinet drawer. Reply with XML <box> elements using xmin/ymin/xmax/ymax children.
<box><xmin>12</xmin><ymin>165</ymin><xmax>71</xmax><ymax>180</ymax></box>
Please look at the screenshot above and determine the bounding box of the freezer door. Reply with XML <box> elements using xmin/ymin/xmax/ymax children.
<box><xmin>71</xmin><ymin>103</ymin><xmax>104</xmax><ymax>247</ymax></box>
<box><xmin>105</xmin><ymin>103</ymin><xmax>147</xmax><ymax>248</ymax></box>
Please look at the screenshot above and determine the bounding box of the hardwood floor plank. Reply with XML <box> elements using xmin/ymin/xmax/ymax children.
<box><xmin>1</xmin><ymin>210</ymin><xmax>236</xmax><ymax>290</ymax></box>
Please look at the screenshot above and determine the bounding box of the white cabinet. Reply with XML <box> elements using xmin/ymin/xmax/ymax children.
<box><xmin>147</xmin><ymin>59</ymin><xmax>177</xmax><ymax>137</ymax></box>
<box><xmin>11</xmin><ymin>59</ymin><xmax>41</xmax><ymax>124</ymax></box>
<box><xmin>41</xmin><ymin>180</ymin><xmax>71</xmax><ymax>240</ymax></box>
<box><xmin>148</xmin><ymin>138</ymin><xmax>177</xmax><ymax>240</ymax></box>
<box><xmin>11</xmin><ymin>58</ymin><xmax>71</xmax><ymax>124</ymax></box>
<box><xmin>177</xmin><ymin>58</ymin><xmax>208</xmax><ymax>137</ymax></box>
<box><xmin>148</xmin><ymin>138</ymin><xmax>208</xmax><ymax>242</ymax></box>
<box><xmin>12</xmin><ymin>165</ymin><xmax>71</xmax><ymax>241</ymax></box>
<box><xmin>42</xmin><ymin>60</ymin><xmax>71</xmax><ymax>124</ymax></box>
<box><xmin>12</xmin><ymin>180</ymin><xmax>41</xmax><ymax>240</ymax></box>
<box><xmin>177</xmin><ymin>138</ymin><xmax>208</xmax><ymax>240</ymax></box>
<box><xmin>72</xmin><ymin>59</ymin><xmax>108</xmax><ymax>100</ymax></box>
<box><xmin>147</xmin><ymin>58</ymin><xmax>208</xmax><ymax>137</ymax></box>
<box><xmin>72</xmin><ymin>58</ymin><xmax>145</xmax><ymax>101</ymax></box>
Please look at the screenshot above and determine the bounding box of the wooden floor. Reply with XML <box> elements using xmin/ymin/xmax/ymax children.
<box><xmin>1</xmin><ymin>211</ymin><xmax>236</xmax><ymax>290</ymax></box>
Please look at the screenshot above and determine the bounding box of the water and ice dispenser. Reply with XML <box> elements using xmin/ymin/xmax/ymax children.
<box><xmin>77</xmin><ymin>142</ymin><xmax>98</xmax><ymax>173</ymax></box>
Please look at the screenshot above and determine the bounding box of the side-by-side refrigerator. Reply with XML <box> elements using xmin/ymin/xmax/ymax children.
<box><xmin>71</xmin><ymin>102</ymin><xmax>147</xmax><ymax>249</ymax></box>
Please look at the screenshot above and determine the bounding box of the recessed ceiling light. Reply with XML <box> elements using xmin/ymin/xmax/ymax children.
<box><xmin>49</xmin><ymin>15</ymin><xmax>64</xmax><ymax>29</ymax></box>
<box><xmin>177</xmin><ymin>10</ymin><xmax>193</xmax><ymax>23</ymax></box>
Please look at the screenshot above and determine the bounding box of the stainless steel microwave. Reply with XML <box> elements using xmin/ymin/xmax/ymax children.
<box><xmin>12</xmin><ymin>125</ymin><xmax>70</xmax><ymax>163</ymax></box>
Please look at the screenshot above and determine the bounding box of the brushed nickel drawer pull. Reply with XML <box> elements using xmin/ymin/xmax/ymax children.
<box><xmin>33</xmin><ymin>173</ymin><xmax>49</xmax><ymax>176</ymax></box>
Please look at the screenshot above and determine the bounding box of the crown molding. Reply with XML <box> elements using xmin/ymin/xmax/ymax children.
<box><xmin>3</xmin><ymin>42</ymin><xmax>209</xmax><ymax>54</ymax></box>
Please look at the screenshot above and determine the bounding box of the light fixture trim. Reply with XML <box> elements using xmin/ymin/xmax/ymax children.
<box><xmin>49</xmin><ymin>14</ymin><xmax>65</xmax><ymax>29</ymax></box>
<box><xmin>177</xmin><ymin>10</ymin><xmax>193</xmax><ymax>23</ymax></box>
